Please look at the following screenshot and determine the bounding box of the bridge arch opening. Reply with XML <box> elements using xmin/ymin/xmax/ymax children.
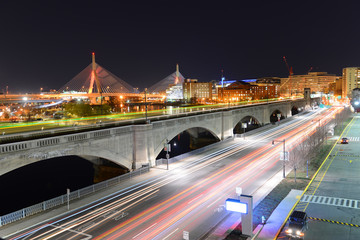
<box><xmin>270</xmin><ymin>110</ymin><xmax>285</xmax><ymax>123</ymax></box>
<box><xmin>233</xmin><ymin>116</ymin><xmax>261</xmax><ymax>134</ymax></box>
<box><xmin>0</xmin><ymin>155</ymin><xmax>129</xmax><ymax>215</ymax></box>
<box><xmin>291</xmin><ymin>105</ymin><xmax>304</xmax><ymax>116</ymax></box>
<box><xmin>156</xmin><ymin>127</ymin><xmax>220</xmax><ymax>160</ymax></box>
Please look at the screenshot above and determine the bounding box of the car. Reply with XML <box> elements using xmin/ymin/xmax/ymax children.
<box><xmin>340</xmin><ymin>137</ymin><xmax>349</xmax><ymax>144</ymax></box>
<box><xmin>285</xmin><ymin>210</ymin><xmax>308</xmax><ymax>239</ymax></box>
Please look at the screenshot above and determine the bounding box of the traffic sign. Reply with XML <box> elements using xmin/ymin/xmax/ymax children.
<box><xmin>280</xmin><ymin>151</ymin><xmax>289</xmax><ymax>161</ymax></box>
<box><xmin>236</xmin><ymin>187</ymin><xmax>242</xmax><ymax>196</ymax></box>
<box><xmin>225</xmin><ymin>198</ymin><xmax>248</xmax><ymax>213</ymax></box>
<box><xmin>183</xmin><ymin>231</ymin><xmax>189</xmax><ymax>240</ymax></box>
<box><xmin>164</xmin><ymin>143</ymin><xmax>171</xmax><ymax>152</ymax></box>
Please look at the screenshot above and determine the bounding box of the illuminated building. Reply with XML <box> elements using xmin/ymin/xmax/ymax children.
<box><xmin>329</xmin><ymin>77</ymin><xmax>342</xmax><ymax>97</ymax></box>
<box><xmin>183</xmin><ymin>79</ymin><xmax>212</xmax><ymax>102</ymax></box>
<box><xmin>280</xmin><ymin>72</ymin><xmax>339</xmax><ymax>96</ymax></box>
<box><xmin>342</xmin><ymin>67</ymin><xmax>360</xmax><ymax>98</ymax></box>
<box><xmin>218</xmin><ymin>81</ymin><xmax>278</xmax><ymax>102</ymax></box>
<box><xmin>256</xmin><ymin>77</ymin><xmax>281</xmax><ymax>85</ymax></box>
<box><xmin>165</xmin><ymin>84</ymin><xmax>183</xmax><ymax>101</ymax></box>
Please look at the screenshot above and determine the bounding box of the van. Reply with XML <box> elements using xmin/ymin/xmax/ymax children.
<box><xmin>285</xmin><ymin>210</ymin><xmax>308</xmax><ymax>239</ymax></box>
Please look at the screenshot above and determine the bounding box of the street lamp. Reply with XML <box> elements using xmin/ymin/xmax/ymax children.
<box><xmin>165</xmin><ymin>138</ymin><xmax>170</xmax><ymax>170</ymax></box>
<box><xmin>272</xmin><ymin>139</ymin><xmax>286</xmax><ymax>178</ymax></box>
<box><xmin>242</xmin><ymin>122</ymin><xmax>247</xmax><ymax>140</ymax></box>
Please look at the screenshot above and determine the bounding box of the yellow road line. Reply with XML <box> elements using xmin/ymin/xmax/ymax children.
<box><xmin>273</xmin><ymin>116</ymin><xmax>356</xmax><ymax>240</ymax></box>
<box><xmin>303</xmin><ymin>117</ymin><xmax>357</xmax><ymax>210</ymax></box>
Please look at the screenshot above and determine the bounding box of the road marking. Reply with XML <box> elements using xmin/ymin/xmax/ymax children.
<box><xmin>47</xmin><ymin>224</ymin><xmax>92</xmax><ymax>240</ymax></box>
<box><xmin>162</xmin><ymin>228</ymin><xmax>179</xmax><ymax>240</ymax></box>
<box><xmin>207</xmin><ymin>196</ymin><xmax>222</xmax><ymax>208</ymax></box>
<box><xmin>301</xmin><ymin>194</ymin><xmax>360</xmax><ymax>209</ymax></box>
<box><xmin>188</xmin><ymin>194</ymin><xmax>203</xmax><ymax>204</ymax></box>
<box><xmin>293</xmin><ymin>118</ymin><xmax>358</xmax><ymax>215</ymax></box>
<box><xmin>346</xmin><ymin>137</ymin><xmax>360</xmax><ymax>142</ymax></box>
<box><xmin>309</xmin><ymin>217</ymin><xmax>360</xmax><ymax>227</ymax></box>
<box><xmin>132</xmin><ymin>222</ymin><xmax>157</xmax><ymax>239</ymax></box>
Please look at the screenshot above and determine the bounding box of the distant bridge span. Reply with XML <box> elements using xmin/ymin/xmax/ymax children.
<box><xmin>0</xmin><ymin>92</ymin><xmax>164</xmax><ymax>101</ymax></box>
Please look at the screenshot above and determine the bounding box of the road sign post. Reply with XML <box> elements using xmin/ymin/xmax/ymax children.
<box><xmin>67</xmin><ymin>188</ymin><xmax>70</xmax><ymax>210</ymax></box>
<box><xmin>236</xmin><ymin>186</ymin><xmax>242</xmax><ymax>198</ymax></box>
<box><xmin>241</xmin><ymin>122</ymin><xmax>247</xmax><ymax>140</ymax></box>
<box><xmin>240</xmin><ymin>194</ymin><xmax>253</xmax><ymax>237</ymax></box>
<box><xmin>225</xmin><ymin>192</ymin><xmax>254</xmax><ymax>238</ymax></box>
<box><xmin>280</xmin><ymin>151</ymin><xmax>289</xmax><ymax>161</ymax></box>
<box><xmin>183</xmin><ymin>230</ymin><xmax>189</xmax><ymax>240</ymax></box>
<box><xmin>164</xmin><ymin>140</ymin><xmax>171</xmax><ymax>170</ymax></box>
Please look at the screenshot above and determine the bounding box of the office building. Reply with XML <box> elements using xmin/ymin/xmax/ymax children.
<box><xmin>183</xmin><ymin>79</ymin><xmax>212</xmax><ymax>102</ymax></box>
<box><xmin>342</xmin><ymin>67</ymin><xmax>360</xmax><ymax>98</ymax></box>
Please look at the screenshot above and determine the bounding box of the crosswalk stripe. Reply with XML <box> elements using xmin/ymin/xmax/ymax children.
<box><xmin>301</xmin><ymin>194</ymin><xmax>360</xmax><ymax>209</ymax></box>
<box><xmin>342</xmin><ymin>136</ymin><xmax>360</xmax><ymax>142</ymax></box>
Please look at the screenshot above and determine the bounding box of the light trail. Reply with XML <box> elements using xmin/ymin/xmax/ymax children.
<box><xmin>96</xmin><ymin>109</ymin><xmax>339</xmax><ymax>239</ymax></box>
<box><xmin>7</xmin><ymin>108</ymin><xmax>341</xmax><ymax>240</ymax></box>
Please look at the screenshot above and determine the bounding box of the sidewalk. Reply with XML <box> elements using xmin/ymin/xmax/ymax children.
<box><xmin>255</xmin><ymin>189</ymin><xmax>302</xmax><ymax>240</ymax></box>
<box><xmin>205</xmin><ymin>167</ymin><xmax>296</xmax><ymax>240</ymax></box>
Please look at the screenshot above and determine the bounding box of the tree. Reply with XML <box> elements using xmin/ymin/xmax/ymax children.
<box><xmin>107</xmin><ymin>96</ymin><xmax>122</xmax><ymax>112</ymax></box>
<box><xmin>64</xmin><ymin>102</ymin><xmax>92</xmax><ymax>117</ymax></box>
<box><xmin>288</xmin><ymin>139</ymin><xmax>307</xmax><ymax>183</ymax></box>
<box><xmin>92</xmin><ymin>104</ymin><xmax>111</xmax><ymax>115</ymax></box>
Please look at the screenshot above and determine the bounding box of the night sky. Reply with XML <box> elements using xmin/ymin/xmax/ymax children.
<box><xmin>0</xmin><ymin>1</ymin><xmax>358</xmax><ymax>93</ymax></box>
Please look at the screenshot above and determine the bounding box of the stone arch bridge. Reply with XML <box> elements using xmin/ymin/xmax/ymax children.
<box><xmin>0</xmin><ymin>99</ymin><xmax>317</xmax><ymax>176</ymax></box>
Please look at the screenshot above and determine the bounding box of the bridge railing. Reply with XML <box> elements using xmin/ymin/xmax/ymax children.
<box><xmin>0</xmin><ymin>166</ymin><xmax>150</xmax><ymax>227</ymax></box>
<box><xmin>0</xmin><ymin>98</ymin><xmax>302</xmax><ymax>145</ymax></box>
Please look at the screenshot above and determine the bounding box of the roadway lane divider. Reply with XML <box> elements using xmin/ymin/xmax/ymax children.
<box><xmin>308</xmin><ymin>217</ymin><xmax>360</xmax><ymax>227</ymax></box>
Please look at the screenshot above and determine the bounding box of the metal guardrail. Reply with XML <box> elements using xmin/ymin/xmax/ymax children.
<box><xmin>0</xmin><ymin>166</ymin><xmax>150</xmax><ymax>227</ymax></box>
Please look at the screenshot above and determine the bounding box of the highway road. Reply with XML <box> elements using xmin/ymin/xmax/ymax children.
<box><xmin>4</xmin><ymin>108</ymin><xmax>339</xmax><ymax>240</ymax></box>
<box><xmin>278</xmin><ymin>114</ymin><xmax>360</xmax><ymax>240</ymax></box>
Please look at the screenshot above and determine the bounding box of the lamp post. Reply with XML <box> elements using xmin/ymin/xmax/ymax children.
<box><xmin>165</xmin><ymin>138</ymin><xmax>170</xmax><ymax>170</ymax></box>
<box><xmin>242</xmin><ymin>122</ymin><xmax>247</xmax><ymax>140</ymax></box>
<box><xmin>272</xmin><ymin>139</ymin><xmax>286</xmax><ymax>178</ymax></box>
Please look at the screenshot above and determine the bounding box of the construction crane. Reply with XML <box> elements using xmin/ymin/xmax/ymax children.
<box><xmin>280</xmin><ymin>56</ymin><xmax>293</xmax><ymax>96</ymax></box>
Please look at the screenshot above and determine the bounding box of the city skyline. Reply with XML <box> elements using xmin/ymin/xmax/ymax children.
<box><xmin>0</xmin><ymin>1</ymin><xmax>358</xmax><ymax>93</ymax></box>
